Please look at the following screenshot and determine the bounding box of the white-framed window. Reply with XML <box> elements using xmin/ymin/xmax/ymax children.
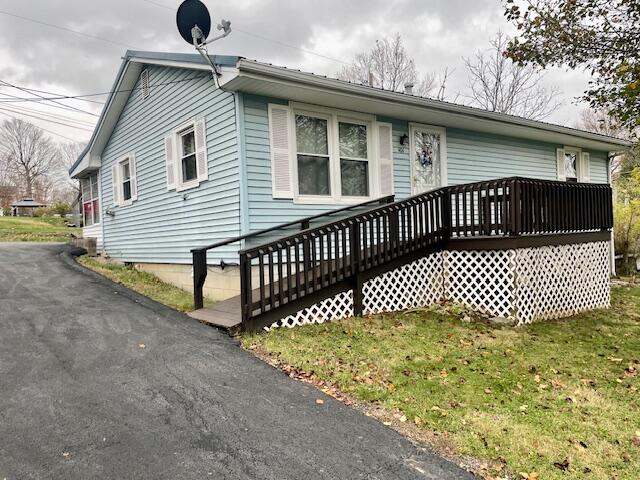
<box><xmin>268</xmin><ymin>103</ymin><xmax>392</xmax><ymax>204</ymax></box>
<box><xmin>111</xmin><ymin>153</ymin><xmax>137</xmax><ymax>207</ymax></box>
<box><xmin>164</xmin><ymin>119</ymin><xmax>208</xmax><ymax>192</ymax></box>
<box><xmin>178</xmin><ymin>126</ymin><xmax>198</xmax><ymax>184</ymax></box>
<box><xmin>81</xmin><ymin>173</ymin><xmax>100</xmax><ymax>226</ymax></box>
<box><xmin>556</xmin><ymin>146</ymin><xmax>590</xmax><ymax>183</ymax></box>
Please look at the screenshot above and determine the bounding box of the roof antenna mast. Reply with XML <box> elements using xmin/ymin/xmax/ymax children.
<box><xmin>176</xmin><ymin>0</ymin><xmax>231</xmax><ymax>81</ymax></box>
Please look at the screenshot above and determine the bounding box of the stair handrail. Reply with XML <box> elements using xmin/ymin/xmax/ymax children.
<box><xmin>191</xmin><ymin>194</ymin><xmax>394</xmax><ymax>308</ymax></box>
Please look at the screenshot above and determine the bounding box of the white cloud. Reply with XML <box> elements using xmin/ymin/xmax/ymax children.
<box><xmin>0</xmin><ymin>0</ymin><xmax>593</xmax><ymax>143</ymax></box>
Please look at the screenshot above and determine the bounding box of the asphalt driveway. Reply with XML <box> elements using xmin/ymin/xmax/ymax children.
<box><xmin>0</xmin><ymin>243</ymin><xmax>473</xmax><ymax>479</ymax></box>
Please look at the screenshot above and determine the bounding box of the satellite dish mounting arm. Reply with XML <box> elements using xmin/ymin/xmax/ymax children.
<box><xmin>191</xmin><ymin>21</ymin><xmax>232</xmax><ymax>78</ymax></box>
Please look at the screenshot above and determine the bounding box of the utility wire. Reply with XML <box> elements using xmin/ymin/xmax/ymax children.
<box><xmin>0</xmin><ymin>106</ymin><xmax>94</xmax><ymax>132</ymax></box>
<box><xmin>0</xmin><ymin>101</ymin><xmax>96</xmax><ymax>127</ymax></box>
<box><xmin>0</xmin><ymin>80</ymin><xmax>99</xmax><ymax>117</ymax></box>
<box><xmin>0</xmin><ymin>90</ymin><xmax>100</xmax><ymax>116</ymax></box>
<box><xmin>0</xmin><ymin>9</ymin><xmax>138</xmax><ymax>49</ymax></box>
<box><xmin>0</xmin><ymin>75</ymin><xmax>205</xmax><ymax>105</ymax></box>
<box><xmin>13</xmin><ymin>85</ymin><xmax>106</xmax><ymax>105</ymax></box>
<box><xmin>0</xmin><ymin>110</ymin><xmax>85</xmax><ymax>142</ymax></box>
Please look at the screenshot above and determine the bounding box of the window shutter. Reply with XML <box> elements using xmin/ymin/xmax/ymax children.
<box><xmin>195</xmin><ymin>119</ymin><xmax>208</xmax><ymax>182</ymax></box>
<box><xmin>268</xmin><ymin>103</ymin><xmax>294</xmax><ymax>199</ymax></box>
<box><xmin>581</xmin><ymin>152</ymin><xmax>591</xmax><ymax>182</ymax></box>
<box><xmin>377</xmin><ymin>122</ymin><xmax>394</xmax><ymax>197</ymax></box>
<box><xmin>129</xmin><ymin>153</ymin><xmax>138</xmax><ymax>201</ymax></box>
<box><xmin>556</xmin><ymin>148</ymin><xmax>566</xmax><ymax>181</ymax></box>
<box><xmin>111</xmin><ymin>163</ymin><xmax>120</xmax><ymax>206</ymax></box>
<box><xmin>165</xmin><ymin>135</ymin><xmax>176</xmax><ymax>190</ymax></box>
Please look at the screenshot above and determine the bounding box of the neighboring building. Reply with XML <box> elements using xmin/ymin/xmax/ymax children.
<box><xmin>11</xmin><ymin>198</ymin><xmax>47</xmax><ymax>217</ymax></box>
<box><xmin>69</xmin><ymin>50</ymin><xmax>630</xmax><ymax>309</ymax></box>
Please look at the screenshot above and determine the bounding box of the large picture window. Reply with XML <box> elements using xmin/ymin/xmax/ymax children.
<box><xmin>293</xmin><ymin>109</ymin><xmax>372</xmax><ymax>202</ymax></box>
<box><xmin>81</xmin><ymin>173</ymin><xmax>100</xmax><ymax>227</ymax></box>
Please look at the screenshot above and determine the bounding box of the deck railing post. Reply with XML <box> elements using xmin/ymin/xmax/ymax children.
<box><xmin>512</xmin><ymin>179</ymin><xmax>522</xmax><ymax>236</ymax></box>
<box><xmin>192</xmin><ymin>249</ymin><xmax>207</xmax><ymax>310</ymax></box>
<box><xmin>239</xmin><ymin>253</ymin><xmax>252</xmax><ymax>325</ymax></box>
<box><xmin>349</xmin><ymin>222</ymin><xmax>364</xmax><ymax>317</ymax></box>
<box><xmin>441</xmin><ymin>188</ymin><xmax>452</xmax><ymax>241</ymax></box>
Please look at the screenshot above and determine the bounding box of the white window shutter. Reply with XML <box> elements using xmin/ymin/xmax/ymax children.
<box><xmin>556</xmin><ymin>148</ymin><xmax>566</xmax><ymax>181</ymax></box>
<box><xmin>377</xmin><ymin>122</ymin><xmax>394</xmax><ymax>197</ymax></box>
<box><xmin>195</xmin><ymin>119</ymin><xmax>208</xmax><ymax>182</ymax></box>
<box><xmin>268</xmin><ymin>103</ymin><xmax>294</xmax><ymax>199</ymax></box>
<box><xmin>129</xmin><ymin>153</ymin><xmax>138</xmax><ymax>201</ymax></box>
<box><xmin>581</xmin><ymin>152</ymin><xmax>591</xmax><ymax>182</ymax></box>
<box><xmin>165</xmin><ymin>135</ymin><xmax>176</xmax><ymax>190</ymax></box>
<box><xmin>111</xmin><ymin>163</ymin><xmax>120</xmax><ymax>206</ymax></box>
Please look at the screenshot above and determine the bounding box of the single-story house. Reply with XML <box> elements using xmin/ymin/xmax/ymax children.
<box><xmin>11</xmin><ymin>198</ymin><xmax>47</xmax><ymax>217</ymax></box>
<box><xmin>70</xmin><ymin>50</ymin><xmax>630</xmax><ymax>330</ymax></box>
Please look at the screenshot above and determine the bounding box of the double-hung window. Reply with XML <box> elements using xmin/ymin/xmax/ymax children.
<box><xmin>557</xmin><ymin>146</ymin><xmax>590</xmax><ymax>183</ymax></box>
<box><xmin>120</xmin><ymin>157</ymin><xmax>132</xmax><ymax>201</ymax></box>
<box><xmin>295</xmin><ymin>114</ymin><xmax>331</xmax><ymax>196</ymax></box>
<box><xmin>81</xmin><ymin>173</ymin><xmax>100</xmax><ymax>226</ymax></box>
<box><xmin>164</xmin><ymin>119</ymin><xmax>208</xmax><ymax>191</ymax></box>
<box><xmin>267</xmin><ymin>103</ymin><xmax>393</xmax><ymax>203</ymax></box>
<box><xmin>179</xmin><ymin>127</ymin><xmax>198</xmax><ymax>184</ymax></box>
<box><xmin>111</xmin><ymin>153</ymin><xmax>137</xmax><ymax>207</ymax></box>
<box><xmin>338</xmin><ymin>121</ymin><xmax>369</xmax><ymax>197</ymax></box>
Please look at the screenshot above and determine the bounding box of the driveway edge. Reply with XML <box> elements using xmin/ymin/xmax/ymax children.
<box><xmin>58</xmin><ymin>246</ymin><xmax>234</xmax><ymax>338</ymax></box>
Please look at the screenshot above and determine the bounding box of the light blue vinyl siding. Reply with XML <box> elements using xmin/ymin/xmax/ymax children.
<box><xmin>242</xmin><ymin>97</ymin><xmax>413</xmax><ymax>233</ymax></box>
<box><xmin>101</xmin><ymin>65</ymin><xmax>240</xmax><ymax>264</ymax></box>
<box><xmin>589</xmin><ymin>150</ymin><xmax>609</xmax><ymax>183</ymax></box>
<box><xmin>241</xmin><ymin>95</ymin><xmax>610</xmax><ymax>234</ymax></box>
<box><xmin>447</xmin><ymin>128</ymin><xmax>610</xmax><ymax>185</ymax></box>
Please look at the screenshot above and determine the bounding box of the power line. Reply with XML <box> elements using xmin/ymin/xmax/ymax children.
<box><xmin>0</xmin><ymin>90</ymin><xmax>100</xmax><ymax>116</ymax></box>
<box><xmin>0</xmin><ymin>75</ymin><xmax>205</xmax><ymax>105</ymax></box>
<box><xmin>0</xmin><ymin>80</ymin><xmax>100</xmax><ymax>117</ymax></box>
<box><xmin>13</xmin><ymin>85</ymin><xmax>105</xmax><ymax>106</ymax></box>
<box><xmin>0</xmin><ymin>106</ymin><xmax>94</xmax><ymax>132</ymax></box>
<box><xmin>0</xmin><ymin>110</ymin><xmax>85</xmax><ymax>142</ymax></box>
<box><xmin>0</xmin><ymin>9</ymin><xmax>138</xmax><ymax>49</ymax></box>
<box><xmin>139</xmin><ymin>0</ymin><xmax>350</xmax><ymax>66</ymax></box>
<box><xmin>0</xmin><ymin>102</ymin><xmax>96</xmax><ymax>127</ymax></box>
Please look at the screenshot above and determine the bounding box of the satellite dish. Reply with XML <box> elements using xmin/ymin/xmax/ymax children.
<box><xmin>176</xmin><ymin>0</ymin><xmax>211</xmax><ymax>45</ymax></box>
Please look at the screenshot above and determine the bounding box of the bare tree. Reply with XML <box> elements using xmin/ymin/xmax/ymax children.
<box><xmin>577</xmin><ymin>109</ymin><xmax>637</xmax><ymax>177</ymax></box>
<box><xmin>50</xmin><ymin>142</ymin><xmax>85</xmax><ymax>203</ymax></box>
<box><xmin>0</xmin><ymin>118</ymin><xmax>59</xmax><ymax>199</ymax></box>
<box><xmin>338</xmin><ymin>33</ymin><xmax>448</xmax><ymax>99</ymax></box>
<box><xmin>464</xmin><ymin>31</ymin><xmax>561</xmax><ymax>120</ymax></box>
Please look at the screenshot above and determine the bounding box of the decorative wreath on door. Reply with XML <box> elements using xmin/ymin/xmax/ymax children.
<box><xmin>418</xmin><ymin>144</ymin><xmax>433</xmax><ymax>168</ymax></box>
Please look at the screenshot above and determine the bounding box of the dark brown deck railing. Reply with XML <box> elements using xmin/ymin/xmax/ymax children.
<box><xmin>192</xmin><ymin>177</ymin><xmax>613</xmax><ymax>331</ymax></box>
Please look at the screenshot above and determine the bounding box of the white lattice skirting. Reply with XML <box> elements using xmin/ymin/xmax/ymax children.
<box><xmin>269</xmin><ymin>241</ymin><xmax>610</xmax><ymax>329</ymax></box>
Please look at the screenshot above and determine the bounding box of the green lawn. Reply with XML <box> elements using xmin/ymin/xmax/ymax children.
<box><xmin>77</xmin><ymin>256</ymin><xmax>207</xmax><ymax>312</ymax></box>
<box><xmin>0</xmin><ymin>216</ymin><xmax>80</xmax><ymax>242</ymax></box>
<box><xmin>242</xmin><ymin>287</ymin><xmax>640</xmax><ymax>479</ymax></box>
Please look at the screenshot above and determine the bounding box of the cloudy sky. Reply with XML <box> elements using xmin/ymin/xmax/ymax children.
<box><xmin>0</xmin><ymin>0</ymin><xmax>592</xmax><ymax>144</ymax></box>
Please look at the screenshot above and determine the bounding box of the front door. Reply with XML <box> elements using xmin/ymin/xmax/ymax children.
<box><xmin>410</xmin><ymin>125</ymin><xmax>445</xmax><ymax>194</ymax></box>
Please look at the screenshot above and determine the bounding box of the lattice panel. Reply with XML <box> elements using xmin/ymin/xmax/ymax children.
<box><xmin>514</xmin><ymin>241</ymin><xmax>610</xmax><ymax>324</ymax></box>
<box><xmin>268</xmin><ymin>242</ymin><xmax>611</xmax><ymax>330</ymax></box>
<box><xmin>269</xmin><ymin>253</ymin><xmax>443</xmax><ymax>329</ymax></box>
<box><xmin>363</xmin><ymin>254</ymin><xmax>444</xmax><ymax>315</ymax></box>
<box><xmin>443</xmin><ymin>250</ymin><xmax>516</xmax><ymax>319</ymax></box>
<box><xmin>269</xmin><ymin>291</ymin><xmax>354</xmax><ymax>330</ymax></box>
